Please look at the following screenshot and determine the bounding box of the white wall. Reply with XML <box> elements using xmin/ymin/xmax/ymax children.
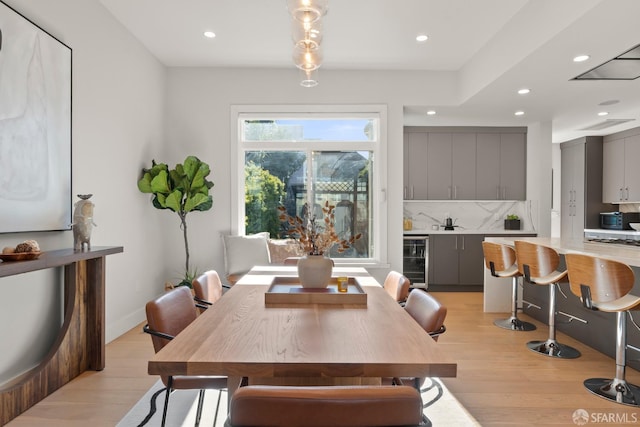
<box><xmin>0</xmin><ymin>0</ymin><xmax>166</xmax><ymax>384</ymax></box>
<box><xmin>163</xmin><ymin>68</ymin><xmax>459</xmax><ymax>287</ymax></box>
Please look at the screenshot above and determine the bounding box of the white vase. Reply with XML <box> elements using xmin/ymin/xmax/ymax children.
<box><xmin>297</xmin><ymin>255</ymin><xmax>333</xmax><ymax>288</ymax></box>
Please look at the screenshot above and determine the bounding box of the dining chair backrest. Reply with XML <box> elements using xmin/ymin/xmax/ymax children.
<box><xmin>145</xmin><ymin>286</ymin><xmax>197</xmax><ymax>354</ymax></box>
<box><xmin>227</xmin><ymin>384</ymin><xmax>424</xmax><ymax>427</ymax></box>
<box><xmin>192</xmin><ymin>270</ymin><xmax>224</xmax><ymax>307</ymax></box>
<box><xmin>565</xmin><ymin>253</ymin><xmax>636</xmax><ymax>304</ymax></box>
<box><xmin>404</xmin><ymin>289</ymin><xmax>447</xmax><ymax>341</ymax></box>
<box><xmin>383</xmin><ymin>271</ymin><xmax>411</xmax><ymax>303</ymax></box>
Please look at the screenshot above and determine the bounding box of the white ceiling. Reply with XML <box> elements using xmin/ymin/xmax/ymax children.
<box><xmin>100</xmin><ymin>0</ymin><xmax>640</xmax><ymax>143</ymax></box>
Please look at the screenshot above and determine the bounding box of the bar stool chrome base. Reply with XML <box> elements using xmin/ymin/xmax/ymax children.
<box><xmin>527</xmin><ymin>339</ymin><xmax>581</xmax><ymax>359</ymax></box>
<box><xmin>584</xmin><ymin>378</ymin><xmax>640</xmax><ymax>407</ymax></box>
<box><xmin>494</xmin><ymin>316</ymin><xmax>536</xmax><ymax>331</ymax></box>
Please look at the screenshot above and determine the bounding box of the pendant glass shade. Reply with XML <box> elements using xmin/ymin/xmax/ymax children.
<box><xmin>293</xmin><ymin>44</ymin><xmax>323</xmax><ymax>71</ymax></box>
<box><xmin>291</xmin><ymin>19</ymin><xmax>323</xmax><ymax>49</ymax></box>
<box><xmin>287</xmin><ymin>0</ymin><xmax>329</xmax><ymax>23</ymax></box>
<box><xmin>300</xmin><ymin>69</ymin><xmax>319</xmax><ymax>87</ymax></box>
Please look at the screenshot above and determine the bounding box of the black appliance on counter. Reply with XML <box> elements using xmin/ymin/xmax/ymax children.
<box><xmin>403</xmin><ymin>235</ymin><xmax>428</xmax><ymax>288</ymax></box>
<box><xmin>599</xmin><ymin>212</ymin><xmax>640</xmax><ymax>230</ymax></box>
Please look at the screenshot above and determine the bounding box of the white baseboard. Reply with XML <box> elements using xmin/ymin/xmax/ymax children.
<box><xmin>106</xmin><ymin>307</ymin><xmax>146</xmax><ymax>343</ymax></box>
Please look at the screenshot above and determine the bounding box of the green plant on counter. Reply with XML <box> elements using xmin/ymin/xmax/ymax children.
<box><xmin>506</xmin><ymin>214</ymin><xmax>520</xmax><ymax>220</ymax></box>
<box><xmin>137</xmin><ymin>156</ymin><xmax>214</xmax><ymax>287</ymax></box>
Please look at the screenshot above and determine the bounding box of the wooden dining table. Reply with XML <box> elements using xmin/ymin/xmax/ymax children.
<box><xmin>147</xmin><ymin>266</ymin><xmax>457</xmax><ymax>395</ymax></box>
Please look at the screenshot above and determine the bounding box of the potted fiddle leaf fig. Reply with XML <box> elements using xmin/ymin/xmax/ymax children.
<box><xmin>137</xmin><ymin>156</ymin><xmax>214</xmax><ymax>287</ymax></box>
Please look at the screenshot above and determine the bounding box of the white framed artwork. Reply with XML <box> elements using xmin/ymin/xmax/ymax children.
<box><xmin>0</xmin><ymin>0</ymin><xmax>72</xmax><ymax>233</ymax></box>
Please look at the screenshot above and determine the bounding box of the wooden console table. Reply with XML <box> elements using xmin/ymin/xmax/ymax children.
<box><xmin>0</xmin><ymin>246</ymin><xmax>123</xmax><ymax>425</ymax></box>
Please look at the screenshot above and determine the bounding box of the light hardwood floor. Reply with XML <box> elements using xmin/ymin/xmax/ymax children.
<box><xmin>7</xmin><ymin>292</ymin><xmax>640</xmax><ymax>426</ymax></box>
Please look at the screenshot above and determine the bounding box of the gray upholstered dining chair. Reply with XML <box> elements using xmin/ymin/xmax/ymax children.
<box><xmin>144</xmin><ymin>286</ymin><xmax>227</xmax><ymax>426</ymax></box>
<box><xmin>225</xmin><ymin>380</ymin><xmax>425</xmax><ymax>427</ymax></box>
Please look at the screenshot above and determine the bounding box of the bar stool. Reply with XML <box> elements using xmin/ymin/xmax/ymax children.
<box><xmin>514</xmin><ymin>241</ymin><xmax>581</xmax><ymax>359</ymax></box>
<box><xmin>482</xmin><ymin>241</ymin><xmax>536</xmax><ymax>331</ymax></box>
<box><xmin>565</xmin><ymin>253</ymin><xmax>640</xmax><ymax>406</ymax></box>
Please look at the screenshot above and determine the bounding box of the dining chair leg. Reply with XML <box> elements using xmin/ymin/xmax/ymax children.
<box><xmin>161</xmin><ymin>377</ymin><xmax>173</xmax><ymax>427</ymax></box>
<box><xmin>194</xmin><ymin>389</ymin><xmax>205</xmax><ymax>426</ymax></box>
<box><xmin>213</xmin><ymin>389</ymin><xmax>223</xmax><ymax>425</ymax></box>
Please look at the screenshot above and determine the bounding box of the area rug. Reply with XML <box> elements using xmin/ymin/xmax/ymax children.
<box><xmin>117</xmin><ymin>378</ymin><xmax>480</xmax><ymax>426</ymax></box>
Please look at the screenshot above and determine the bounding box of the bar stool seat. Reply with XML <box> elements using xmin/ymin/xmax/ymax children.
<box><xmin>482</xmin><ymin>241</ymin><xmax>536</xmax><ymax>331</ymax></box>
<box><xmin>514</xmin><ymin>241</ymin><xmax>581</xmax><ymax>359</ymax></box>
<box><xmin>566</xmin><ymin>253</ymin><xmax>640</xmax><ymax>407</ymax></box>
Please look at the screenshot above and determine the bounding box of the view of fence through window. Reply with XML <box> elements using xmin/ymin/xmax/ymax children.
<box><xmin>242</xmin><ymin>118</ymin><xmax>376</xmax><ymax>259</ymax></box>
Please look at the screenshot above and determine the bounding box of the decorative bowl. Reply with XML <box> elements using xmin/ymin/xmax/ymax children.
<box><xmin>0</xmin><ymin>251</ymin><xmax>42</xmax><ymax>262</ymax></box>
<box><xmin>630</xmin><ymin>223</ymin><xmax>640</xmax><ymax>231</ymax></box>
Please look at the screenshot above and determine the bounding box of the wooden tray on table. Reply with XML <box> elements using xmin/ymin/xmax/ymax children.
<box><xmin>265</xmin><ymin>276</ymin><xmax>367</xmax><ymax>306</ymax></box>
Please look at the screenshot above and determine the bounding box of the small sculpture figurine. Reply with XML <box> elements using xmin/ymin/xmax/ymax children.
<box><xmin>72</xmin><ymin>194</ymin><xmax>96</xmax><ymax>251</ymax></box>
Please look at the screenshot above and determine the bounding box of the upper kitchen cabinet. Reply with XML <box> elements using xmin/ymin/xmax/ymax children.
<box><xmin>426</xmin><ymin>133</ymin><xmax>476</xmax><ymax>200</ymax></box>
<box><xmin>561</xmin><ymin>136</ymin><xmax>609</xmax><ymax>241</ymax></box>
<box><xmin>404</xmin><ymin>127</ymin><xmax>526</xmax><ymax>201</ymax></box>
<box><xmin>476</xmin><ymin>132</ymin><xmax>526</xmax><ymax>200</ymax></box>
<box><xmin>603</xmin><ymin>128</ymin><xmax>640</xmax><ymax>203</ymax></box>
<box><xmin>404</xmin><ymin>131</ymin><xmax>429</xmax><ymax>199</ymax></box>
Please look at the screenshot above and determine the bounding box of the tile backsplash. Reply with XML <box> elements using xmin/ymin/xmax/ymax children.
<box><xmin>403</xmin><ymin>200</ymin><xmax>535</xmax><ymax>232</ymax></box>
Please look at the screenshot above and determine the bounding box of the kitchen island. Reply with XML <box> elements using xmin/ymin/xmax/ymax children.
<box><xmin>484</xmin><ymin>236</ymin><xmax>640</xmax><ymax>370</ymax></box>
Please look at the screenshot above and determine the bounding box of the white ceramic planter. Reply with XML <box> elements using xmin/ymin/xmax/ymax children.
<box><xmin>297</xmin><ymin>255</ymin><xmax>333</xmax><ymax>288</ymax></box>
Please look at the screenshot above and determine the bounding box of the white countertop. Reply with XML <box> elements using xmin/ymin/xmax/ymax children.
<box><xmin>403</xmin><ymin>229</ymin><xmax>537</xmax><ymax>235</ymax></box>
<box><xmin>485</xmin><ymin>236</ymin><xmax>640</xmax><ymax>268</ymax></box>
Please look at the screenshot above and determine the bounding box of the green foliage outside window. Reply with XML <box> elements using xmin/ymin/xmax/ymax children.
<box><xmin>245</xmin><ymin>162</ymin><xmax>285</xmax><ymax>237</ymax></box>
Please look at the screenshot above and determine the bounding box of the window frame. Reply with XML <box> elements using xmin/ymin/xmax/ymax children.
<box><xmin>230</xmin><ymin>104</ymin><xmax>388</xmax><ymax>265</ymax></box>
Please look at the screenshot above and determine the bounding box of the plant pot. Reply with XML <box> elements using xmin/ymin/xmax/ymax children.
<box><xmin>504</xmin><ymin>219</ymin><xmax>521</xmax><ymax>230</ymax></box>
<box><xmin>297</xmin><ymin>255</ymin><xmax>333</xmax><ymax>288</ymax></box>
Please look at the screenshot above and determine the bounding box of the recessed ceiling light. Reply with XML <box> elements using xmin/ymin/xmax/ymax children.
<box><xmin>573</xmin><ymin>54</ymin><xmax>590</xmax><ymax>62</ymax></box>
<box><xmin>514</xmin><ymin>111</ymin><xmax>525</xmax><ymax>116</ymax></box>
<box><xmin>416</xmin><ymin>34</ymin><xmax>428</xmax><ymax>43</ymax></box>
<box><xmin>426</xmin><ymin>110</ymin><xmax>436</xmax><ymax>115</ymax></box>
<box><xmin>204</xmin><ymin>31</ymin><xmax>216</xmax><ymax>38</ymax></box>
<box><xmin>517</xmin><ymin>88</ymin><xmax>530</xmax><ymax>95</ymax></box>
<box><xmin>598</xmin><ymin>111</ymin><xmax>609</xmax><ymax>116</ymax></box>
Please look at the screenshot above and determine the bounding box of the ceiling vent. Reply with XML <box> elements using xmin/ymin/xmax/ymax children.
<box><xmin>573</xmin><ymin>43</ymin><xmax>640</xmax><ymax>80</ymax></box>
<box><xmin>579</xmin><ymin>118</ymin><xmax>635</xmax><ymax>131</ymax></box>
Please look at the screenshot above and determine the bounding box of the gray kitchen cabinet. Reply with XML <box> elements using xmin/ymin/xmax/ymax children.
<box><xmin>429</xmin><ymin>234</ymin><xmax>484</xmax><ymax>286</ymax></box>
<box><xmin>426</xmin><ymin>132</ymin><xmax>476</xmax><ymax>200</ymax></box>
<box><xmin>499</xmin><ymin>133</ymin><xmax>526</xmax><ymax>200</ymax></box>
<box><xmin>560</xmin><ymin>136</ymin><xmax>608</xmax><ymax>241</ymax></box>
<box><xmin>476</xmin><ymin>133</ymin><xmax>526</xmax><ymax>200</ymax></box>
<box><xmin>603</xmin><ymin>132</ymin><xmax>640</xmax><ymax>203</ymax></box>
<box><xmin>451</xmin><ymin>133</ymin><xmax>477</xmax><ymax>200</ymax></box>
<box><xmin>403</xmin><ymin>131</ymin><xmax>429</xmax><ymax>199</ymax></box>
<box><xmin>404</xmin><ymin>127</ymin><xmax>526</xmax><ymax>200</ymax></box>
<box><xmin>426</xmin><ymin>133</ymin><xmax>452</xmax><ymax>200</ymax></box>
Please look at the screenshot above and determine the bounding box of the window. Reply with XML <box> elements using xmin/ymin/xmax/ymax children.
<box><xmin>233</xmin><ymin>106</ymin><xmax>386</xmax><ymax>263</ymax></box>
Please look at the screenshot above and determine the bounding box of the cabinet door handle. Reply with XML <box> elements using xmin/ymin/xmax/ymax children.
<box><xmin>411</xmin><ymin>186</ymin><xmax>414</xmax><ymax>199</ymax></box>
<box><xmin>620</xmin><ymin>188</ymin><xmax>624</xmax><ymax>201</ymax></box>
<box><xmin>454</xmin><ymin>185</ymin><xmax>457</xmax><ymax>200</ymax></box>
<box><xmin>502</xmin><ymin>187</ymin><xmax>506</xmax><ymax>200</ymax></box>
<box><xmin>454</xmin><ymin>237</ymin><xmax>458</xmax><ymax>250</ymax></box>
<box><xmin>404</xmin><ymin>186</ymin><xmax>407</xmax><ymax>199</ymax></box>
<box><xmin>626</xmin><ymin>187</ymin><xmax>629</xmax><ymax>200</ymax></box>
<box><xmin>448</xmin><ymin>186</ymin><xmax>452</xmax><ymax>199</ymax></box>
<box><xmin>496</xmin><ymin>186</ymin><xmax>500</xmax><ymax>200</ymax></box>
<box><xmin>461</xmin><ymin>236</ymin><xmax>465</xmax><ymax>250</ymax></box>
